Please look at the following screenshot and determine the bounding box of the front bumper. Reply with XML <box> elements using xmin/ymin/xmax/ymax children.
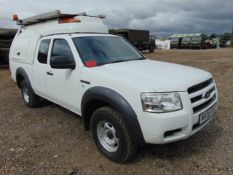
<box><xmin>137</xmin><ymin>90</ymin><xmax>218</xmax><ymax>144</ymax></box>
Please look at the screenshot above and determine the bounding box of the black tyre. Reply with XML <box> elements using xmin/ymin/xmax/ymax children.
<box><xmin>90</xmin><ymin>107</ymin><xmax>137</xmax><ymax>163</ymax></box>
<box><xmin>21</xmin><ymin>80</ymin><xmax>40</xmax><ymax>107</ymax></box>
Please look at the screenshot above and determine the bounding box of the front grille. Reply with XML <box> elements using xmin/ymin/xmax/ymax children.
<box><xmin>188</xmin><ymin>78</ymin><xmax>216</xmax><ymax>114</ymax></box>
<box><xmin>193</xmin><ymin>94</ymin><xmax>216</xmax><ymax>113</ymax></box>
<box><xmin>188</xmin><ymin>78</ymin><xmax>213</xmax><ymax>94</ymax></box>
<box><xmin>191</xmin><ymin>95</ymin><xmax>202</xmax><ymax>103</ymax></box>
<box><xmin>190</xmin><ymin>87</ymin><xmax>215</xmax><ymax>103</ymax></box>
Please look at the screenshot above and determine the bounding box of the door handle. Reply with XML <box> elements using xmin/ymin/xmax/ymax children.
<box><xmin>46</xmin><ymin>71</ymin><xmax>53</xmax><ymax>76</ymax></box>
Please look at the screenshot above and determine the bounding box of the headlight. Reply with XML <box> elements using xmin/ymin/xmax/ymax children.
<box><xmin>141</xmin><ymin>92</ymin><xmax>182</xmax><ymax>113</ymax></box>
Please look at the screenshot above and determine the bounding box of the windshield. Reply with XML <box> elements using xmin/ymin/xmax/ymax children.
<box><xmin>72</xmin><ymin>36</ymin><xmax>144</xmax><ymax>66</ymax></box>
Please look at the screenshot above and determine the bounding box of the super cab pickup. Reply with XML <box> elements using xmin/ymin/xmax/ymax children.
<box><xmin>9</xmin><ymin>10</ymin><xmax>218</xmax><ymax>163</ymax></box>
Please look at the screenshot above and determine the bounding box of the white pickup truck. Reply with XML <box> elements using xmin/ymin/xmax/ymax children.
<box><xmin>9</xmin><ymin>10</ymin><xmax>218</xmax><ymax>163</ymax></box>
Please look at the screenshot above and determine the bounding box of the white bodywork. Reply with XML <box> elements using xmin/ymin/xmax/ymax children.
<box><xmin>9</xmin><ymin>17</ymin><xmax>218</xmax><ymax>144</ymax></box>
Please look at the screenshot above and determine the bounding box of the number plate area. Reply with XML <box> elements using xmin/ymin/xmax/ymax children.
<box><xmin>199</xmin><ymin>103</ymin><xmax>217</xmax><ymax>124</ymax></box>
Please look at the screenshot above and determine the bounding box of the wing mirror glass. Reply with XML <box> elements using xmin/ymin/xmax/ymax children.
<box><xmin>50</xmin><ymin>56</ymin><xmax>76</xmax><ymax>69</ymax></box>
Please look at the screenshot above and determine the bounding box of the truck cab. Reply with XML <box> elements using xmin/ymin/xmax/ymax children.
<box><xmin>109</xmin><ymin>29</ymin><xmax>155</xmax><ymax>52</ymax></box>
<box><xmin>10</xmin><ymin>10</ymin><xmax>218</xmax><ymax>163</ymax></box>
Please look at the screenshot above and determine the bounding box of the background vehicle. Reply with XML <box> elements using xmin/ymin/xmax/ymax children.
<box><xmin>170</xmin><ymin>33</ymin><xmax>208</xmax><ymax>49</ymax></box>
<box><xmin>181</xmin><ymin>37</ymin><xmax>192</xmax><ymax>49</ymax></box>
<box><xmin>0</xmin><ymin>28</ymin><xmax>17</xmax><ymax>64</ymax></box>
<box><xmin>190</xmin><ymin>34</ymin><xmax>208</xmax><ymax>49</ymax></box>
<box><xmin>109</xmin><ymin>29</ymin><xmax>156</xmax><ymax>52</ymax></box>
<box><xmin>170</xmin><ymin>37</ymin><xmax>180</xmax><ymax>49</ymax></box>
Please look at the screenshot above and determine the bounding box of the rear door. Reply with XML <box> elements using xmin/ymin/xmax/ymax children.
<box><xmin>32</xmin><ymin>38</ymin><xmax>51</xmax><ymax>97</ymax></box>
<box><xmin>46</xmin><ymin>36</ymin><xmax>81</xmax><ymax>113</ymax></box>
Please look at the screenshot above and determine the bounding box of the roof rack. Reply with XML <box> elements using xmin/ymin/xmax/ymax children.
<box><xmin>16</xmin><ymin>10</ymin><xmax>106</xmax><ymax>26</ymax></box>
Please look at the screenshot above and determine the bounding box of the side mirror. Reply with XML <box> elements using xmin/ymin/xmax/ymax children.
<box><xmin>50</xmin><ymin>56</ymin><xmax>76</xmax><ymax>69</ymax></box>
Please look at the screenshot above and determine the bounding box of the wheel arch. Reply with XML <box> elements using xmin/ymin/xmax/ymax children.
<box><xmin>81</xmin><ymin>86</ymin><xmax>145</xmax><ymax>145</ymax></box>
<box><xmin>15</xmin><ymin>67</ymin><xmax>31</xmax><ymax>88</ymax></box>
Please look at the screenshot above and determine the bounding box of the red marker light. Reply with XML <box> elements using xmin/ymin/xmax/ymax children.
<box><xmin>85</xmin><ymin>60</ymin><xmax>97</xmax><ymax>68</ymax></box>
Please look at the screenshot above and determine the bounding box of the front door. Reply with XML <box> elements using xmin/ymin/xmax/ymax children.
<box><xmin>46</xmin><ymin>37</ymin><xmax>81</xmax><ymax>113</ymax></box>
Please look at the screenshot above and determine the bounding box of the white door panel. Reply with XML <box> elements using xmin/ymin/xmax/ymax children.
<box><xmin>46</xmin><ymin>69</ymin><xmax>80</xmax><ymax>111</ymax></box>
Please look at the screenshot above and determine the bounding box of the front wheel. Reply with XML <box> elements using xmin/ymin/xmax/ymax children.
<box><xmin>90</xmin><ymin>107</ymin><xmax>137</xmax><ymax>163</ymax></box>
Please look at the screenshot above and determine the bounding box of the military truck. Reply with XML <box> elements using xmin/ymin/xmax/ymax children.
<box><xmin>109</xmin><ymin>29</ymin><xmax>155</xmax><ymax>52</ymax></box>
<box><xmin>170</xmin><ymin>37</ymin><xmax>180</xmax><ymax>49</ymax></box>
<box><xmin>170</xmin><ymin>33</ymin><xmax>208</xmax><ymax>49</ymax></box>
<box><xmin>181</xmin><ymin>37</ymin><xmax>192</xmax><ymax>48</ymax></box>
<box><xmin>0</xmin><ymin>28</ymin><xmax>17</xmax><ymax>64</ymax></box>
<box><xmin>190</xmin><ymin>34</ymin><xmax>208</xmax><ymax>49</ymax></box>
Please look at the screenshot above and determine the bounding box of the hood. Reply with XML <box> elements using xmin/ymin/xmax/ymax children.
<box><xmin>97</xmin><ymin>59</ymin><xmax>212</xmax><ymax>92</ymax></box>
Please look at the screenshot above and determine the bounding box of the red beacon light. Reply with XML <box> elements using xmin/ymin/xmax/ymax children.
<box><xmin>13</xmin><ymin>14</ymin><xmax>19</xmax><ymax>21</ymax></box>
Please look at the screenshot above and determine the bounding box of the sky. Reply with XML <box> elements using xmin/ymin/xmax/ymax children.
<box><xmin>0</xmin><ymin>0</ymin><xmax>233</xmax><ymax>37</ymax></box>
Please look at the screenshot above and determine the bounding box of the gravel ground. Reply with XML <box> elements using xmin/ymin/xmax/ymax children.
<box><xmin>0</xmin><ymin>48</ymin><xmax>233</xmax><ymax>175</ymax></box>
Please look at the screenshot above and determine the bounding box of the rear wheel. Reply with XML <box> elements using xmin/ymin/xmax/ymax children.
<box><xmin>21</xmin><ymin>80</ymin><xmax>40</xmax><ymax>107</ymax></box>
<box><xmin>90</xmin><ymin>107</ymin><xmax>137</xmax><ymax>163</ymax></box>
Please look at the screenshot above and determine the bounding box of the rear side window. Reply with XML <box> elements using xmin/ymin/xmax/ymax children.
<box><xmin>37</xmin><ymin>39</ymin><xmax>50</xmax><ymax>64</ymax></box>
<box><xmin>51</xmin><ymin>39</ymin><xmax>73</xmax><ymax>58</ymax></box>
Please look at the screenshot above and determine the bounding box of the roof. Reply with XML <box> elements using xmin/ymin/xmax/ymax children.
<box><xmin>17</xmin><ymin>10</ymin><xmax>105</xmax><ymax>26</ymax></box>
<box><xmin>170</xmin><ymin>33</ymin><xmax>203</xmax><ymax>38</ymax></box>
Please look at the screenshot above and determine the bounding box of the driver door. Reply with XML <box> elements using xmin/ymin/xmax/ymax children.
<box><xmin>46</xmin><ymin>36</ymin><xmax>81</xmax><ymax>113</ymax></box>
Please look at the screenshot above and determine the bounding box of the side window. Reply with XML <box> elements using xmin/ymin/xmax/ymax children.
<box><xmin>51</xmin><ymin>39</ymin><xmax>74</xmax><ymax>58</ymax></box>
<box><xmin>37</xmin><ymin>39</ymin><xmax>50</xmax><ymax>64</ymax></box>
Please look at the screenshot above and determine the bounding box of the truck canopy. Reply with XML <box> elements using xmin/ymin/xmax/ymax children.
<box><xmin>10</xmin><ymin>10</ymin><xmax>108</xmax><ymax>64</ymax></box>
